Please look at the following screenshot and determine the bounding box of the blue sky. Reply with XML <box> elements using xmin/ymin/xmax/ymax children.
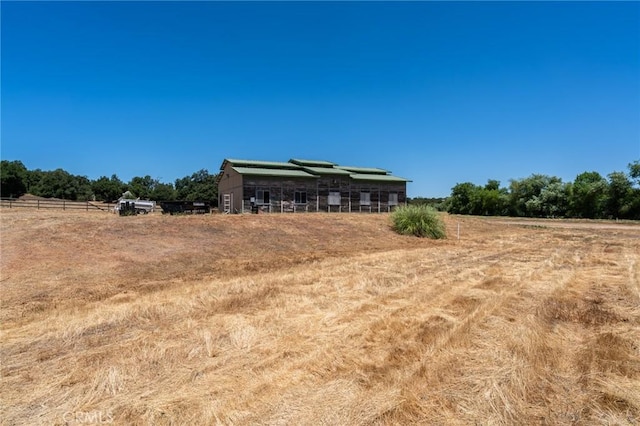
<box><xmin>2</xmin><ymin>1</ymin><xmax>639</xmax><ymax>197</ymax></box>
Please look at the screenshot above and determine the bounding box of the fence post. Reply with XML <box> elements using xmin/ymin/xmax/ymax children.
<box><xmin>37</xmin><ymin>200</ymin><xmax>39</xmax><ymax>209</ymax></box>
<box><xmin>63</xmin><ymin>200</ymin><xmax>65</xmax><ymax>210</ymax></box>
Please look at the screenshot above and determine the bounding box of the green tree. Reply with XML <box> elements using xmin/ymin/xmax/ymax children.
<box><xmin>537</xmin><ymin>181</ymin><xmax>570</xmax><ymax>217</ymax></box>
<box><xmin>175</xmin><ymin>169</ymin><xmax>219</xmax><ymax>204</ymax></box>
<box><xmin>484</xmin><ymin>179</ymin><xmax>500</xmax><ymax>192</ymax></box>
<box><xmin>629</xmin><ymin>160</ymin><xmax>640</xmax><ymax>186</ymax></box>
<box><xmin>606</xmin><ymin>171</ymin><xmax>633</xmax><ymax>219</ymax></box>
<box><xmin>447</xmin><ymin>182</ymin><xmax>481</xmax><ymax>215</ymax></box>
<box><xmin>569</xmin><ymin>172</ymin><xmax>608</xmax><ymax>218</ymax></box>
<box><xmin>126</xmin><ymin>175</ymin><xmax>156</xmax><ymax>200</ymax></box>
<box><xmin>150</xmin><ymin>182</ymin><xmax>177</xmax><ymax>201</ymax></box>
<box><xmin>31</xmin><ymin>169</ymin><xmax>92</xmax><ymax>200</ymax></box>
<box><xmin>479</xmin><ymin>190</ymin><xmax>508</xmax><ymax>216</ymax></box>
<box><xmin>74</xmin><ymin>176</ymin><xmax>94</xmax><ymax>201</ymax></box>
<box><xmin>91</xmin><ymin>175</ymin><xmax>126</xmax><ymax>201</ymax></box>
<box><xmin>478</xmin><ymin>180</ymin><xmax>509</xmax><ymax>216</ymax></box>
<box><xmin>25</xmin><ymin>169</ymin><xmax>44</xmax><ymax>194</ymax></box>
<box><xmin>407</xmin><ymin>197</ymin><xmax>447</xmax><ymax>211</ymax></box>
<box><xmin>509</xmin><ymin>174</ymin><xmax>562</xmax><ymax>217</ymax></box>
<box><xmin>126</xmin><ymin>176</ymin><xmax>177</xmax><ymax>201</ymax></box>
<box><xmin>445</xmin><ymin>181</ymin><xmax>507</xmax><ymax>216</ymax></box>
<box><xmin>0</xmin><ymin>160</ymin><xmax>28</xmax><ymax>198</ymax></box>
<box><xmin>626</xmin><ymin>161</ymin><xmax>640</xmax><ymax>219</ymax></box>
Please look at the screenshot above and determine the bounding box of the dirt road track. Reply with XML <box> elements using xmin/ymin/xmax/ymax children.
<box><xmin>491</xmin><ymin>218</ymin><xmax>640</xmax><ymax>231</ymax></box>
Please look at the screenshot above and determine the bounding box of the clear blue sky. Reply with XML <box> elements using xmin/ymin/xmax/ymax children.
<box><xmin>2</xmin><ymin>1</ymin><xmax>639</xmax><ymax>197</ymax></box>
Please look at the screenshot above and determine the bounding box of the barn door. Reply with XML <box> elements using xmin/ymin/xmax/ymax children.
<box><xmin>223</xmin><ymin>193</ymin><xmax>232</xmax><ymax>213</ymax></box>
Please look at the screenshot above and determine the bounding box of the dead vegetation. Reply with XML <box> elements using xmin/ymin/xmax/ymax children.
<box><xmin>1</xmin><ymin>210</ymin><xmax>639</xmax><ymax>425</ymax></box>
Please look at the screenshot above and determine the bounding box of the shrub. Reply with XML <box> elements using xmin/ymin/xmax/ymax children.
<box><xmin>391</xmin><ymin>205</ymin><xmax>447</xmax><ymax>239</ymax></box>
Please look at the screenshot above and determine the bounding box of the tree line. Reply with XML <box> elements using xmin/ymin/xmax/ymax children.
<box><xmin>445</xmin><ymin>161</ymin><xmax>640</xmax><ymax>220</ymax></box>
<box><xmin>3</xmin><ymin>159</ymin><xmax>639</xmax><ymax>219</ymax></box>
<box><xmin>0</xmin><ymin>160</ymin><xmax>219</xmax><ymax>205</ymax></box>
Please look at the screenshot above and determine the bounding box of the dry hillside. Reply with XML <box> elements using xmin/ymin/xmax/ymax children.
<box><xmin>1</xmin><ymin>210</ymin><xmax>639</xmax><ymax>425</ymax></box>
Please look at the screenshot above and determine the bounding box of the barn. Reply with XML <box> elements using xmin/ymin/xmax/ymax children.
<box><xmin>216</xmin><ymin>158</ymin><xmax>411</xmax><ymax>213</ymax></box>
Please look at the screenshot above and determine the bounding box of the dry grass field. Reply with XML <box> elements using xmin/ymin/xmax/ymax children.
<box><xmin>1</xmin><ymin>210</ymin><xmax>639</xmax><ymax>425</ymax></box>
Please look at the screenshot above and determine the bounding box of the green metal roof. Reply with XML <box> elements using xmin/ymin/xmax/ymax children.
<box><xmin>302</xmin><ymin>166</ymin><xmax>352</xmax><ymax>176</ymax></box>
<box><xmin>231</xmin><ymin>167</ymin><xmax>318</xmax><ymax>179</ymax></box>
<box><xmin>349</xmin><ymin>173</ymin><xmax>411</xmax><ymax>182</ymax></box>
<box><xmin>223</xmin><ymin>159</ymin><xmax>301</xmax><ymax>170</ymax></box>
<box><xmin>336</xmin><ymin>166</ymin><xmax>389</xmax><ymax>175</ymax></box>
<box><xmin>217</xmin><ymin>157</ymin><xmax>410</xmax><ymax>183</ymax></box>
<box><xmin>289</xmin><ymin>159</ymin><xmax>336</xmax><ymax>168</ymax></box>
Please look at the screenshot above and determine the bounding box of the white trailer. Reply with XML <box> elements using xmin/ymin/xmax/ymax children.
<box><xmin>115</xmin><ymin>198</ymin><xmax>156</xmax><ymax>214</ymax></box>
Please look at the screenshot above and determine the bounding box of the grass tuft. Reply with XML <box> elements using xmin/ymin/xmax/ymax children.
<box><xmin>391</xmin><ymin>205</ymin><xmax>447</xmax><ymax>239</ymax></box>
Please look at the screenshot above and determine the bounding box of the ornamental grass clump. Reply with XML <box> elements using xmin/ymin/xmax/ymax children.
<box><xmin>391</xmin><ymin>205</ymin><xmax>447</xmax><ymax>238</ymax></box>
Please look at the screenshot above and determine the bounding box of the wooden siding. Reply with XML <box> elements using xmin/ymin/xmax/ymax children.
<box><xmin>226</xmin><ymin>177</ymin><xmax>406</xmax><ymax>213</ymax></box>
<box><xmin>348</xmin><ymin>182</ymin><xmax>407</xmax><ymax>213</ymax></box>
<box><xmin>217</xmin><ymin>163</ymin><xmax>245</xmax><ymax>213</ymax></box>
<box><xmin>317</xmin><ymin>176</ymin><xmax>350</xmax><ymax>212</ymax></box>
<box><xmin>241</xmin><ymin>177</ymin><xmax>318</xmax><ymax>213</ymax></box>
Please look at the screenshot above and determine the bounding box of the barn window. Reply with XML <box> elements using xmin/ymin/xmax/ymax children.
<box><xmin>328</xmin><ymin>191</ymin><xmax>341</xmax><ymax>206</ymax></box>
<box><xmin>389</xmin><ymin>192</ymin><xmax>398</xmax><ymax>206</ymax></box>
<box><xmin>294</xmin><ymin>191</ymin><xmax>307</xmax><ymax>204</ymax></box>
<box><xmin>256</xmin><ymin>189</ymin><xmax>270</xmax><ymax>205</ymax></box>
<box><xmin>360</xmin><ymin>192</ymin><xmax>371</xmax><ymax>206</ymax></box>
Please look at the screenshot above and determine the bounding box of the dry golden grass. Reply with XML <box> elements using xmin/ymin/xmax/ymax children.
<box><xmin>1</xmin><ymin>210</ymin><xmax>639</xmax><ymax>425</ymax></box>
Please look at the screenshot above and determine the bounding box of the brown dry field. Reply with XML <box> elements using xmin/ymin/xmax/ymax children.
<box><xmin>1</xmin><ymin>210</ymin><xmax>639</xmax><ymax>425</ymax></box>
